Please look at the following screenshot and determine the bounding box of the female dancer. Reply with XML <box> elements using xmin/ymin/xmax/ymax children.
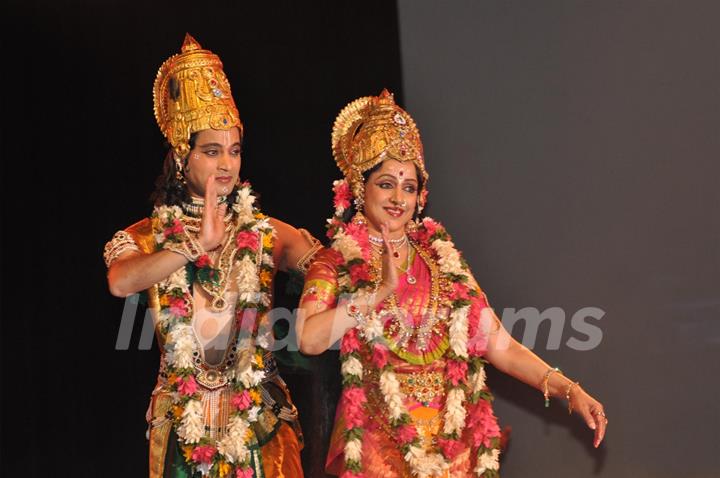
<box><xmin>298</xmin><ymin>90</ymin><xmax>607</xmax><ymax>478</ymax></box>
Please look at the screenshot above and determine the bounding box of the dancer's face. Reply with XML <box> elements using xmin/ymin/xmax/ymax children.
<box><xmin>363</xmin><ymin>159</ymin><xmax>419</xmax><ymax>238</ymax></box>
<box><xmin>184</xmin><ymin>127</ymin><xmax>242</xmax><ymax>198</ymax></box>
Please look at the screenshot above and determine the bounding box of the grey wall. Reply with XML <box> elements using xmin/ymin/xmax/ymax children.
<box><xmin>398</xmin><ymin>1</ymin><xmax>719</xmax><ymax>477</ymax></box>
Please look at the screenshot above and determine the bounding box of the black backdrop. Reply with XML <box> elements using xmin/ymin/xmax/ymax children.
<box><xmin>1</xmin><ymin>1</ymin><xmax>403</xmax><ymax>477</ymax></box>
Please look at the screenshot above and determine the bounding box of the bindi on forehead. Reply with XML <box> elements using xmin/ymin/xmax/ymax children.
<box><xmin>379</xmin><ymin>167</ymin><xmax>417</xmax><ymax>183</ymax></box>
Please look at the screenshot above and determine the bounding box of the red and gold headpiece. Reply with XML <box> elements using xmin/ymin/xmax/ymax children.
<box><xmin>153</xmin><ymin>34</ymin><xmax>242</xmax><ymax>159</ymax></box>
<box><xmin>332</xmin><ymin>89</ymin><xmax>428</xmax><ymax>208</ymax></box>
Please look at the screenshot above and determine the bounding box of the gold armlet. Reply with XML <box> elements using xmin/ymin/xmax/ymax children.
<box><xmin>295</xmin><ymin>228</ymin><xmax>322</xmax><ymax>274</ymax></box>
<box><xmin>104</xmin><ymin>230</ymin><xmax>140</xmax><ymax>268</ymax></box>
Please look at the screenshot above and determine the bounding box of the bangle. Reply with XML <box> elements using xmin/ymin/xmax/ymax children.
<box><xmin>346</xmin><ymin>296</ymin><xmax>368</xmax><ymax>329</ymax></box>
<box><xmin>565</xmin><ymin>381</ymin><xmax>580</xmax><ymax>415</ymax></box>
<box><xmin>541</xmin><ymin>367</ymin><xmax>563</xmax><ymax>408</ymax></box>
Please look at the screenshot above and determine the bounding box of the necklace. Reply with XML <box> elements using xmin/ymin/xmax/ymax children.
<box><xmin>397</xmin><ymin>244</ymin><xmax>417</xmax><ymax>285</ymax></box>
<box><xmin>182</xmin><ymin>214</ymin><xmax>239</xmax><ymax>311</ymax></box>
<box><xmin>181</xmin><ymin>194</ymin><xmax>228</xmax><ymax>217</ymax></box>
<box><xmin>369</xmin><ymin>241</ymin><xmax>446</xmax><ymax>356</ymax></box>
<box><xmin>368</xmin><ymin>233</ymin><xmax>407</xmax><ymax>248</ymax></box>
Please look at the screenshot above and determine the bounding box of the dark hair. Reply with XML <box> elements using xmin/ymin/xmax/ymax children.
<box><xmin>341</xmin><ymin>161</ymin><xmax>427</xmax><ymax>223</ymax></box>
<box><xmin>150</xmin><ymin>133</ymin><xmax>197</xmax><ymax>207</ymax></box>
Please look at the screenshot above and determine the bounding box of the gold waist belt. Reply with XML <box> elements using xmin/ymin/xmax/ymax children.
<box><xmin>396</xmin><ymin>370</ymin><xmax>444</xmax><ymax>405</ymax></box>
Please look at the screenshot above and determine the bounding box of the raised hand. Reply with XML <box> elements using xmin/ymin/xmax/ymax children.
<box><xmin>198</xmin><ymin>175</ymin><xmax>228</xmax><ymax>252</ymax></box>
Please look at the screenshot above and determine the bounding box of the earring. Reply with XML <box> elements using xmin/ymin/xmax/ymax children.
<box><xmin>353</xmin><ymin>196</ymin><xmax>364</xmax><ymax>211</ymax></box>
<box><xmin>174</xmin><ymin>155</ymin><xmax>187</xmax><ymax>184</ymax></box>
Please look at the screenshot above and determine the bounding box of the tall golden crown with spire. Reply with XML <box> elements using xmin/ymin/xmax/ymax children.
<box><xmin>153</xmin><ymin>34</ymin><xmax>242</xmax><ymax>158</ymax></box>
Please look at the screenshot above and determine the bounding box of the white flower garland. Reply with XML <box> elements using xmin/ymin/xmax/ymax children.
<box><xmin>153</xmin><ymin>184</ymin><xmax>275</xmax><ymax>476</ymax></box>
<box><xmin>331</xmin><ymin>212</ymin><xmax>498</xmax><ymax>477</ymax></box>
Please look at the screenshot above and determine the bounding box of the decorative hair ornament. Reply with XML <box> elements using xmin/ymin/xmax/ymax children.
<box><xmin>331</xmin><ymin>89</ymin><xmax>429</xmax><ymax>208</ymax></box>
<box><xmin>153</xmin><ymin>33</ymin><xmax>243</xmax><ymax>159</ymax></box>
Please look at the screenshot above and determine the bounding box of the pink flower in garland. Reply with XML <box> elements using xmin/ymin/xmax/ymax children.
<box><xmin>169</xmin><ymin>297</ymin><xmax>188</xmax><ymax>317</ymax></box>
<box><xmin>235</xmin><ymin>467</ymin><xmax>254</xmax><ymax>478</ymax></box>
<box><xmin>333</xmin><ymin>180</ymin><xmax>352</xmax><ymax>211</ymax></box>
<box><xmin>176</xmin><ymin>375</ymin><xmax>198</xmax><ymax>396</ymax></box>
<box><xmin>164</xmin><ymin>219</ymin><xmax>184</xmax><ymax>239</ymax></box>
<box><xmin>237</xmin><ymin>309</ymin><xmax>258</xmax><ymax>334</ymax></box>
<box><xmin>413</xmin><ymin>217</ymin><xmax>441</xmax><ymax>244</ymax></box>
<box><xmin>348</xmin><ymin>263</ymin><xmax>371</xmax><ymax>284</ymax></box>
<box><xmin>195</xmin><ymin>254</ymin><xmax>211</xmax><ymax>268</ymax></box>
<box><xmin>371</xmin><ymin>344</ymin><xmax>390</xmax><ymax>369</ymax></box>
<box><xmin>327</xmin><ymin>217</ymin><xmax>344</xmax><ymax>239</ymax></box>
<box><xmin>342</xmin><ymin>387</ymin><xmax>367</xmax><ymax>429</ymax></box>
<box><xmin>191</xmin><ymin>444</ymin><xmax>217</xmax><ymax>464</ymax></box>
<box><xmin>344</xmin><ymin>221</ymin><xmax>370</xmax><ymax>256</ymax></box>
<box><xmin>467</xmin><ymin>400</ymin><xmax>501</xmax><ymax>448</ymax></box>
<box><xmin>450</xmin><ymin>282</ymin><xmax>471</xmax><ymax>302</ymax></box>
<box><xmin>395</xmin><ymin>424</ymin><xmax>418</xmax><ymax>445</ymax></box>
<box><xmin>467</xmin><ymin>298</ymin><xmax>489</xmax><ymax>356</ymax></box>
<box><xmin>231</xmin><ymin>390</ymin><xmax>252</xmax><ymax>411</ymax></box>
<box><xmin>437</xmin><ymin>437</ymin><xmax>465</xmax><ymax>460</ymax></box>
<box><xmin>340</xmin><ymin>329</ymin><xmax>361</xmax><ymax>354</ymax></box>
<box><xmin>422</xmin><ymin>217</ymin><xmax>440</xmax><ymax>235</ymax></box>
<box><xmin>446</xmin><ymin>359</ymin><xmax>468</xmax><ymax>386</ymax></box>
<box><xmin>236</xmin><ymin>230</ymin><xmax>259</xmax><ymax>251</ymax></box>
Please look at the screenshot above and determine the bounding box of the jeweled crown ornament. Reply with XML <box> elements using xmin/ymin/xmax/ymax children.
<box><xmin>153</xmin><ymin>33</ymin><xmax>242</xmax><ymax>158</ymax></box>
<box><xmin>331</xmin><ymin>89</ymin><xmax>428</xmax><ymax>206</ymax></box>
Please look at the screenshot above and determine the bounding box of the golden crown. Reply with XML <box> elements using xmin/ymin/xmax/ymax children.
<box><xmin>153</xmin><ymin>34</ymin><xmax>242</xmax><ymax>158</ymax></box>
<box><xmin>332</xmin><ymin>89</ymin><xmax>428</xmax><ymax>205</ymax></box>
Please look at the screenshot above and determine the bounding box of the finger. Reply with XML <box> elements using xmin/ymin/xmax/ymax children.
<box><xmin>593</xmin><ymin>410</ymin><xmax>607</xmax><ymax>448</ymax></box>
<box><xmin>595</xmin><ymin>414</ymin><xmax>607</xmax><ymax>448</ymax></box>
<box><xmin>580</xmin><ymin>407</ymin><xmax>597</xmax><ymax>432</ymax></box>
<box><xmin>217</xmin><ymin>203</ymin><xmax>228</xmax><ymax>217</ymax></box>
<box><xmin>380</xmin><ymin>222</ymin><xmax>396</xmax><ymax>257</ymax></box>
<box><xmin>204</xmin><ymin>175</ymin><xmax>217</xmax><ymax>213</ymax></box>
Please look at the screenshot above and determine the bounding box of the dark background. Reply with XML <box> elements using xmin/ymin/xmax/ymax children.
<box><xmin>1</xmin><ymin>1</ymin><xmax>402</xmax><ymax>477</ymax></box>
<box><xmin>2</xmin><ymin>1</ymin><xmax>720</xmax><ymax>477</ymax></box>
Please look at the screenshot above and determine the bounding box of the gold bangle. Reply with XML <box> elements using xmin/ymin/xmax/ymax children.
<box><xmin>565</xmin><ymin>381</ymin><xmax>580</xmax><ymax>415</ymax></box>
<box><xmin>541</xmin><ymin>367</ymin><xmax>562</xmax><ymax>408</ymax></box>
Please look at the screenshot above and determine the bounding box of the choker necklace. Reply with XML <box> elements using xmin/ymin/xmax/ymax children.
<box><xmin>181</xmin><ymin>195</ymin><xmax>228</xmax><ymax>217</ymax></box>
<box><xmin>369</xmin><ymin>236</ymin><xmax>415</xmax><ymax>284</ymax></box>
<box><xmin>368</xmin><ymin>234</ymin><xmax>407</xmax><ymax>248</ymax></box>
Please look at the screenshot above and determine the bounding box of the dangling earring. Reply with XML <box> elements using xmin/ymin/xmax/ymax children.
<box><xmin>352</xmin><ymin>179</ymin><xmax>365</xmax><ymax>212</ymax></box>
<box><xmin>353</xmin><ymin>196</ymin><xmax>364</xmax><ymax>211</ymax></box>
<box><xmin>174</xmin><ymin>155</ymin><xmax>187</xmax><ymax>185</ymax></box>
